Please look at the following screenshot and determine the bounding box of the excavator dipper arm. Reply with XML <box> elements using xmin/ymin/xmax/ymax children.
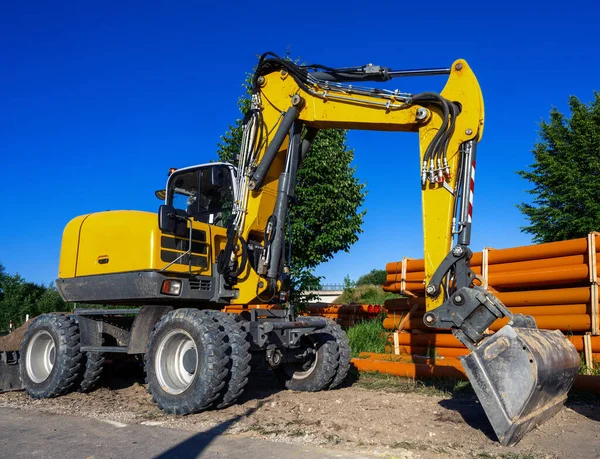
<box><xmin>219</xmin><ymin>52</ymin><xmax>579</xmax><ymax>446</ymax></box>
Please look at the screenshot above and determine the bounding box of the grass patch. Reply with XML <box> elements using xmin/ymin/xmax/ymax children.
<box><xmin>354</xmin><ymin>371</ymin><xmax>472</xmax><ymax>397</ymax></box>
<box><xmin>346</xmin><ymin>317</ymin><xmax>388</xmax><ymax>357</ymax></box>
<box><xmin>579</xmin><ymin>352</ymin><xmax>600</xmax><ymax>375</ymax></box>
<box><xmin>334</xmin><ymin>284</ymin><xmax>399</xmax><ymax>305</ymax></box>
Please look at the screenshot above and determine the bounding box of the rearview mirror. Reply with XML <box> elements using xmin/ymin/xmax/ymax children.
<box><xmin>155</xmin><ymin>189</ymin><xmax>166</xmax><ymax>200</ymax></box>
<box><xmin>158</xmin><ymin>205</ymin><xmax>188</xmax><ymax>237</ymax></box>
<box><xmin>210</xmin><ymin>166</ymin><xmax>224</xmax><ymax>188</ymax></box>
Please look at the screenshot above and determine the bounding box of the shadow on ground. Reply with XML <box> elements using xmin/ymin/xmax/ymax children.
<box><xmin>567</xmin><ymin>391</ymin><xmax>600</xmax><ymax>422</ymax></box>
<box><xmin>100</xmin><ymin>355</ymin><xmax>286</xmax><ymax>404</ymax></box>
<box><xmin>437</xmin><ymin>397</ymin><xmax>496</xmax><ymax>441</ymax></box>
<box><xmin>153</xmin><ymin>402</ymin><xmax>264</xmax><ymax>459</ymax></box>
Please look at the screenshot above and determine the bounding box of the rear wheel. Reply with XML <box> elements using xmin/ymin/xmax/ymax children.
<box><xmin>78</xmin><ymin>352</ymin><xmax>105</xmax><ymax>393</ymax></box>
<box><xmin>145</xmin><ymin>309</ymin><xmax>229</xmax><ymax>415</ymax></box>
<box><xmin>328</xmin><ymin>321</ymin><xmax>351</xmax><ymax>389</ymax></box>
<box><xmin>20</xmin><ymin>314</ymin><xmax>83</xmax><ymax>398</ymax></box>
<box><xmin>199</xmin><ymin>311</ymin><xmax>251</xmax><ymax>408</ymax></box>
<box><xmin>275</xmin><ymin>318</ymin><xmax>339</xmax><ymax>392</ymax></box>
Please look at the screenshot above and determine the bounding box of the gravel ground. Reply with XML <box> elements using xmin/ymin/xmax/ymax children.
<box><xmin>0</xmin><ymin>360</ymin><xmax>598</xmax><ymax>459</ymax></box>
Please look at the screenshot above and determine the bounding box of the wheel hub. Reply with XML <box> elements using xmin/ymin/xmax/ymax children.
<box><xmin>26</xmin><ymin>331</ymin><xmax>56</xmax><ymax>384</ymax></box>
<box><xmin>182</xmin><ymin>348</ymin><xmax>197</xmax><ymax>374</ymax></box>
<box><xmin>155</xmin><ymin>329</ymin><xmax>198</xmax><ymax>395</ymax></box>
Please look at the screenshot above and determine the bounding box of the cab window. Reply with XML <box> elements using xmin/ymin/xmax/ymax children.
<box><xmin>168</xmin><ymin>166</ymin><xmax>234</xmax><ymax>228</ymax></box>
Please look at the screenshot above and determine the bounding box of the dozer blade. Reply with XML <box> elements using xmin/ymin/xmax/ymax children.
<box><xmin>0</xmin><ymin>351</ymin><xmax>23</xmax><ymax>393</ymax></box>
<box><xmin>460</xmin><ymin>325</ymin><xmax>579</xmax><ymax>446</ymax></box>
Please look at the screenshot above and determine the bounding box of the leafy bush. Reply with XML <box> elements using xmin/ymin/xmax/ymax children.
<box><xmin>355</xmin><ymin>269</ymin><xmax>387</xmax><ymax>286</ymax></box>
<box><xmin>335</xmin><ymin>284</ymin><xmax>398</xmax><ymax>305</ymax></box>
<box><xmin>0</xmin><ymin>263</ymin><xmax>71</xmax><ymax>332</ymax></box>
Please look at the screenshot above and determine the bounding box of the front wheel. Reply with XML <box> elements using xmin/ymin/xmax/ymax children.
<box><xmin>145</xmin><ymin>309</ymin><xmax>229</xmax><ymax>415</ymax></box>
<box><xmin>20</xmin><ymin>314</ymin><xmax>83</xmax><ymax>398</ymax></box>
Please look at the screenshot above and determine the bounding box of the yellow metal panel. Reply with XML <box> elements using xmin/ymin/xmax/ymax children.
<box><xmin>60</xmin><ymin>210</ymin><xmax>212</xmax><ymax>278</ymax></box>
<box><xmin>74</xmin><ymin>210</ymin><xmax>160</xmax><ymax>276</ymax></box>
<box><xmin>58</xmin><ymin>214</ymin><xmax>89</xmax><ymax>278</ymax></box>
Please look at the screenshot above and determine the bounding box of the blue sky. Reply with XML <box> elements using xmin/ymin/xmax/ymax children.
<box><xmin>1</xmin><ymin>1</ymin><xmax>598</xmax><ymax>286</ymax></box>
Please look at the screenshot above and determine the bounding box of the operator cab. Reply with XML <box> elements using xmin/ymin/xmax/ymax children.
<box><xmin>156</xmin><ymin>162</ymin><xmax>238</xmax><ymax>229</ymax></box>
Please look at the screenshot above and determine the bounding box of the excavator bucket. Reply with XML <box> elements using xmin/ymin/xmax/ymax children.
<box><xmin>460</xmin><ymin>325</ymin><xmax>579</xmax><ymax>446</ymax></box>
<box><xmin>0</xmin><ymin>351</ymin><xmax>22</xmax><ymax>392</ymax></box>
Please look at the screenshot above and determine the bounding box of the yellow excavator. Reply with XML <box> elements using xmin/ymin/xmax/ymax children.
<box><xmin>3</xmin><ymin>52</ymin><xmax>579</xmax><ymax>446</ymax></box>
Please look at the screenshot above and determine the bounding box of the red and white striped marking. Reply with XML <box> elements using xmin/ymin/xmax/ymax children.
<box><xmin>467</xmin><ymin>161</ymin><xmax>476</xmax><ymax>222</ymax></box>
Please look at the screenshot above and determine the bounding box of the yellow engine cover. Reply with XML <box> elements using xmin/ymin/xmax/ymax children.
<box><xmin>58</xmin><ymin>210</ymin><xmax>216</xmax><ymax>279</ymax></box>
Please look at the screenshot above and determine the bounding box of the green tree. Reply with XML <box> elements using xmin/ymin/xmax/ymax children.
<box><xmin>355</xmin><ymin>269</ymin><xmax>387</xmax><ymax>286</ymax></box>
<box><xmin>0</xmin><ymin>263</ymin><xmax>71</xmax><ymax>331</ymax></box>
<box><xmin>518</xmin><ymin>93</ymin><xmax>600</xmax><ymax>242</ymax></box>
<box><xmin>217</xmin><ymin>68</ymin><xmax>366</xmax><ymax>300</ymax></box>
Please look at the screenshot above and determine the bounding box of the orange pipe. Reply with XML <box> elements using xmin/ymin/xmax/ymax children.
<box><xmin>383</xmin><ymin>313</ymin><xmax>594</xmax><ymax>332</ymax></box>
<box><xmin>385</xmin><ymin>259</ymin><xmax>425</xmax><ymax>274</ymax></box>
<box><xmin>385</xmin><ymin>235</ymin><xmax>600</xmax><ymax>274</ymax></box>
<box><xmin>386</xmin><ymin>263</ymin><xmax>590</xmax><ymax>288</ymax></box>
<box><xmin>351</xmin><ymin>357</ymin><xmax>466</xmax><ymax>379</ymax></box>
<box><xmin>384</xmin><ymin>300</ymin><xmax>590</xmax><ymax>316</ymax></box>
<box><xmin>383</xmin><ymin>316</ymin><xmax>438</xmax><ymax>330</ymax></box>
<box><xmin>389</xmin><ymin>332</ymin><xmax>464</xmax><ymax>348</ymax></box>
<box><xmin>502</xmin><ymin>305</ymin><xmax>588</xmax><ymax>316</ymax></box>
<box><xmin>389</xmin><ymin>331</ymin><xmax>600</xmax><ymax>353</ymax></box>
<box><xmin>384</xmin><ymin>265</ymin><xmax>590</xmax><ymax>292</ymax></box>
<box><xmin>387</xmin><ymin>254</ymin><xmax>599</xmax><ymax>279</ymax></box>
<box><xmin>566</xmin><ymin>335</ymin><xmax>600</xmax><ymax>353</ymax></box>
<box><xmin>383</xmin><ymin>281</ymin><xmax>425</xmax><ymax>292</ymax></box>
<box><xmin>383</xmin><ymin>287</ymin><xmax>593</xmax><ymax>307</ymax></box>
<box><xmin>397</xmin><ymin>346</ymin><xmax>469</xmax><ymax>358</ymax></box>
<box><xmin>489</xmin><ymin>264</ymin><xmax>589</xmax><ymax>288</ymax></box>
<box><xmin>352</xmin><ymin>357</ymin><xmax>600</xmax><ymax>393</ymax></box>
<box><xmin>358</xmin><ymin>351</ymin><xmax>469</xmax><ymax>362</ymax></box>
<box><xmin>488</xmin><ymin>254</ymin><xmax>597</xmax><ymax>274</ymax></box>
<box><xmin>305</xmin><ymin>304</ymin><xmax>384</xmax><ymax>314</ymax></box>
<box><xmin>496</xmin><ymin>287</ymin><xmax>592</xmax><ymax>307</ymax></box>
<box><xmin>484</xmin><ymin>236</ymin><xmax>599</xmax><ymax>264</ymax></box>
<box><xmin>380</xmin><ymin>345</ymin><xmax>469</xmax><ymax>358</ymax></box>
<box><xmin>490</xmin><ymin>314</ymin><xmax>592</xmax><ymax>332</ymax></box>
<box><xmin>383</xmin><ymin>281</ymin><xmax>424</xmax><ymax>293</ymax></box>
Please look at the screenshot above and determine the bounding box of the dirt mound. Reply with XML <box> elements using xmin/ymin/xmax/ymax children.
<box><xmin>0</xmin><ymin>321</ymin><xmax>31</xmax><ymax>352</ymax></box>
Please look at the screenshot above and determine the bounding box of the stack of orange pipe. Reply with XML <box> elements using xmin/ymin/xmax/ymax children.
<box><xmin>382</xmin><ymin>234</ymin><xmax>600</xmax><ymax>336</ymax></box>
<box><xmin>362</xmin><ymin>234</ymin><xmax>600</xmax><ymax>390</ymax></box>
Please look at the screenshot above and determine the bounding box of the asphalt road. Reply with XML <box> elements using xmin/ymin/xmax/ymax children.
<box><xmin>0</xmin><ymin>407</ymin><xmax>380</xmax><ymax>459</ymax></box>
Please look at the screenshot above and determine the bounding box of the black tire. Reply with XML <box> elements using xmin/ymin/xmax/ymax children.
<box><xmin>145</xmin><ymin>309</ymin><xmax>229</xmax><ymax>415</ymax></box>
<box><xmin>78</xmin><ymin>352</ymin><xmax>105</xmax><ymax>393</ymax></box>
<box><xmin>199</xmin><ymin>311</ymin><xmax>251</xmax><ymax>408</ymax></box>
<box><xmin>328</xmin><ymin>321</ymin><xmax>351</xmax><ymax>389</ymax></box>
<box><xmin>275</xmin><ymin>318</ymin><xmax>339</xmax><ymax>392</ymax></box>
<box><xmin>20</xmin><ymin>314</ymin><xmax>83</xmax><ymax>399</ymax></box>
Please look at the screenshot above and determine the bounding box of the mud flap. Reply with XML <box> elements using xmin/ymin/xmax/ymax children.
<box><xmin>460</xmin><ymin>325</ymin><xmax>579</xmax><ymax>446</ymax></box>
<box><xmin>0</xmin><ymin>351</ymin><xmax>23</xmax><ymax>393</ymax></box>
